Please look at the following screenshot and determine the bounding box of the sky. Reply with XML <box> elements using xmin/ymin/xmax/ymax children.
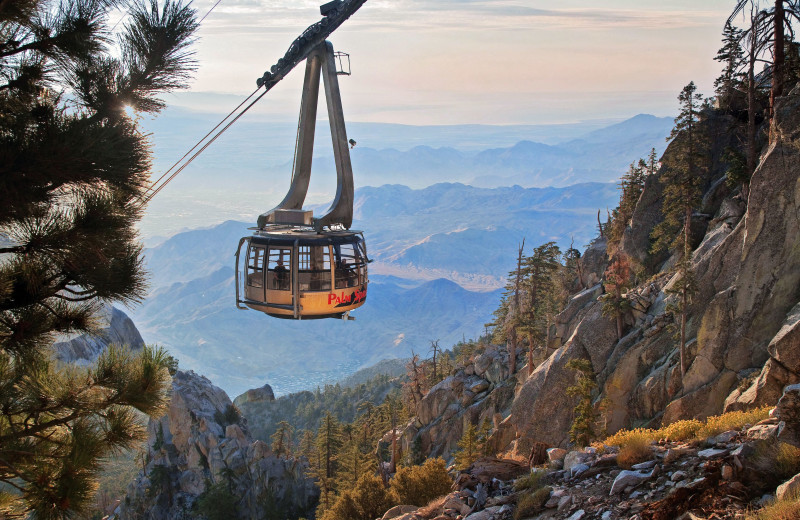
<box><xmin>139</xmin><ymin>0</ymin><xmax>738</xmax><ymax>126</ymax></box>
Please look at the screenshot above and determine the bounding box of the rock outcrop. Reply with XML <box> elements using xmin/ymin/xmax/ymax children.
<box><xmin>53</xmin><ymin>304</ymin><xmax>144</xmax><ymax>364</ymax></box>
<box><xmin>233</xmin><ymin>383</ymin><xmax>275</xmax><ymax>407</ymax></box>
<box><xmin>117</xmin><ymin>371</ymin><xmax>317</xmax><ymax>520</ymax></box>
<box><xmin>399</xmin><ymin>345</ymin><xmax>519</xmax><ymax>461</ymax></box>
<box><xmin>494</xmin><ymin>89</ymin><xmax>800</xmax><ymax>448</ymax></box>
<box><xmin>384</xmin><ymin>414</ymin><xmax>789</xmax><ymax>520</ymax></box>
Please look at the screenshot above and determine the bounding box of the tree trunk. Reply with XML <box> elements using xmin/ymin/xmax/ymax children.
<box><xmin>615</xmin><ymin>286</ymin><xmax>623</xmax><ymax>340</ymax></box>
<box><xmin>390</xmin><ymin>410</ymin><xmax>397</xmax><ymax>474</ymax></box>
<box><xmin>747</xmin><ymin>25</ymin><xmax>757</xmax><ymax>197</ymax></box>
<box><xmin>527</xmin><ymin>331</ymin><xmax>534</xmax><ymax>376</ymax></box>
<box><xmin>508</xmin><ymin>331</ymin><xmax>517</xmax><ymax>375</ymax></box>
<box><xmin>680</xmin><ymin>286</ymin><xmax>688</xmax><ymax>378</ymax></box>
<box><xmin>772</xmin><ymin>0</ymin><xmax>785</xmax><ymax>114</ymax></box>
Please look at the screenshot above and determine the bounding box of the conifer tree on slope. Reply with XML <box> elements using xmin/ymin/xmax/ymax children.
<box><xmin>313</xmin><ymin>412</ymin><xmax>343</xmax><ymax>517</ymax></box>
<box><xmin>0</xmin><ymin>0</ymin><xmax>197</xmax><ymax>517</ymax></box>
<box><xmin>730</xmin><ymin>0</ymin><xmax>800</xmax><ymax>115</ymax></box>
<box><xmin>714</xmin><ymin>20</ymin><xmax>746</xmax><ymax>108</ymax></box>
<box><xmin>521</xmin><ymin>242</ymin><xmax>562</xmax><ymax>374</ymax></box>
<box><xmin>651</xmin><ymin>82</ymin><xmax>708</xmax><ymax>379</ymax></box>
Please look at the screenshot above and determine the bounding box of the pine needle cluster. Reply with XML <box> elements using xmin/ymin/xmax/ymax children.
<box><xmin>0</xmin><ymin>0</ymin><xmax>198</xmax><ymax>517</ymax></box>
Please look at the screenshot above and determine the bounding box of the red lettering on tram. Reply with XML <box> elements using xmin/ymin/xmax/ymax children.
<box><xmin>327</xmin><ymin>286</ymin><xmax>367</xmax><ymax>306</ymax></box>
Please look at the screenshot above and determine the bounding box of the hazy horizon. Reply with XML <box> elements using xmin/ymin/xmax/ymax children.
<box><xmin>117</xmin><ymin>0</ymin><xmax>734</xmax><ymax>127</ymax></box>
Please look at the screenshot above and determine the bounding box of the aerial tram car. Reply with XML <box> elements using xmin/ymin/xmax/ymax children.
<box><xmin>141</xmin><ymin>1</ymin><xmax>369</xmax><ymax>320</ymax></box>
<box><xmin>234</xmin><ymin>2</ymin><xmax>369</xmax><ymax>320</ymax></box>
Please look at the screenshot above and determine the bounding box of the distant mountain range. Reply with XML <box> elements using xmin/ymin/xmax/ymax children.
<box><xmin>130</xmin><ymin>272</ymin><xmax>501</xmax><ymax>397</ymax></box>
<box><xmin>143</xmin><ymin>182</ymin><xmax>620</xmax><ymax>290</ymax></box>
<box><xmin>131</xmin><ymin>182</ymin><xmax>619</xmax><ymax>396</ymax></box>
<box><xmin>138</xmin><ymin>113</ymin><xmax>671</xmax><ymax>239</ymax></box>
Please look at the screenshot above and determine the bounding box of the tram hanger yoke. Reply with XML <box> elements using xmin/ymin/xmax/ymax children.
<box><xmin>257</xmin><ymin>41</ymin><xmax>354</xmax><ymax>233</ymax></box>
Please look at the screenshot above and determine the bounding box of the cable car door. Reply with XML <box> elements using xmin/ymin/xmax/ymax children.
<box><xmin>245</xmin><ymin>244</ymin><xmax>266</xmax><ymax>303</ymax></box>
<box><xmin>266</xmin><ymin>247</ymin><xmax>293</xmax><ymax>306</ymax></box>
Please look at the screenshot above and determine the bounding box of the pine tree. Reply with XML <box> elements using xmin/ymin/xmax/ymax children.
<box><xmin>382</xmin><ymin>393</ymin><xmax>403</xmax><ymax>474</ymax></box>
<box><xmin>271</xmin><ymin>421</ymin><xmax>294</xmax><ymax>458</ymax></box>
<box><xmin>599</xmin><ymin>255</ymin><xmax>633</xmax><ymax>340</ymax></box>
<box><xmin>403</xmin><ymin>352</ymin><xmax>426</xmax><ymax>412</ymax></box>
<box><xmin>730</xmin><ymin>1</ymin><xmax>800</xmax><ymax>117</ymax></box>
<box><xmin>493</xmin><ymin>240</ymin><xmax>525</xmax><ymax>375</ymax></box>
<box><xmin>336</xmin><ymin>438</ymin><xmax>375</xmax><ymax>491</ymax></box>
<box><xmin>652</xmin><ymin>82</ymin><xmax>708</xmax><ymax>379</ymax></box>
<box><xmin>478</xmin><ymin>418</ymin><xmax>493</xmax><ymax>456</ymax></box>
<box><xmin>299</xmin><ymin>429</ymin><xmax>316</xmax><ymax>461</ymax></box>
<box><xmin>312</xmin><ymin>412</ymin><xmax>343</xmax><ymax>517</ymax></box>
<box><xmin>0</xmin><ymin>1</ymin><xmax>197</xmax><ymax>517</ymax></box>
<box><xmin>564</xmin><ymin>238</ymin><xmax>584</xmax><ymax>291</ymax></box>
<box><xmin>428</xmin><ymin>339</ymin><xmax>441</xmax><ymax>383</ymax></box>
<box><xmin>608</xmin><ymin>160</ymin><xmax>646</xmax><ymax>252</ymax></box>
<box><xmin>454</xmin><ymin>423</ymin><xmax>480</xmax><ymax>470</ymax></box>
<box><xmin>566</xmin><ymin>358</ymin><xmax>598</xmax><ymax>447</ymax></box>
<box><xmin>714</xmin><ymin>21</ymin><xmax>746</xmax><ymax>107</ymax></box>
<box><xmin>520</xmin><ymin>242</ymin><xmax>563</xmax><ymax>374</ymax></box>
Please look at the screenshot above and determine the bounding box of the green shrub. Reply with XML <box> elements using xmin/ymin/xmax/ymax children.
<box><xmin>390</xmin><ymin>458</ymin><xmax>453</xmax><ymax>506</ymax></box>
<box><xmin>196</xmin><ymin>482</ymin><xmax>238</xmax><ymax>520</ymax></box>
<box><xmin>322</xmin><ymin>474</ymin><xmax>394</xmax><ymax>520</ymax></box>
<box><xmin>513</xmin><ymin>469</ymin><xmax>547</xmax><ymax>492</ymax></box>
<box><xmin>214</xmin><ymin>404</ymin><xmax>241</xmax><ymax>427</ymax></box>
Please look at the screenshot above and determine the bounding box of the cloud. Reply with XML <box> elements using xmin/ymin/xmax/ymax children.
<box><xmin>191</xmin><ymin>0</ymin><xmax>728</xmax><ymax>33</ymax></box>
<box><xmin>359</xmin><ymin>1</ymin><xmax>728</xmax><ymax>31</ymax></box>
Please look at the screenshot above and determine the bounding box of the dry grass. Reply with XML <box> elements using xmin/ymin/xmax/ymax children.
<box><xmin>513</xmin><ymin>486</ymin><xmax>552</xmax><ymax>520</ymax></box>
<box><xmin>661</xmin><ymin>419</ymin><xmax>704</xmax><ymax>441</ymax></box>
<box><xmin>602</xmin><ymin>427</ymin><xmax>658</xmax><ymax>449</ymax></box>
<box><xmin>617</xmin><ymin>436</ymin><xmax>653</xmax><ymax>469</ymax></box>
<box><xmin>415</xmin><ymin>496</ymin><xmax>448</xmax><ymax>519</ymax></box>
<box><xmin>751</xmin><ymin>440</ymin><xmax>800</xmax><ymax>482</ymax></box>
<box><xmin>602</xmin><ymin>406</ymin><xmax>772</xmax><ymax>448</ymax></box>
<box><xmin>745</xmin><ymin>493</ymin><xmax>800</xmax><ymax>520</ymax></box>
<box><xmin>697</xmin><ymin>407</ymin><xmax>772</xmax><ymax>438</ymax></box>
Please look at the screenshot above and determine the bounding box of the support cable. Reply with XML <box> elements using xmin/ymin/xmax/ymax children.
<box><xmin>141</xmin><ymin>86</ymin><xmax>270</xmax><ymax>204</ymax></box>
<box><xmin>141</xmin><ymin>86</ymin><xmax>261</xmax><ymax>199</ymax></box>
<box><xmin>140</xmin><ymin>0</ymin><xmax>368</xmax><ymax>204</ymax></box>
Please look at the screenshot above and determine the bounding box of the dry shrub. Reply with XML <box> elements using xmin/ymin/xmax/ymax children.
<box><xmin>390</xmin><ymin>458</ymin><xmax>453</xmax><ymax>507</ymax></box>
<box><xmin>697</xmin><ymin>406</ymin><xmax>772</xmax><ymax>438</ymax></box>
<box><xmin>602</xmin><ymin>406</ymin><xmax>772</xmax><ymax>448</ymax></box>
<box><xmin>617</xmin><ymin>436</ymin><xmax>652</xmax><ymax>469</ymax></box>
<box><xmin>745</xmin><ymin>492</ymin><xmax>800</xmax><ymax>520</ymax></box>
<box><xmin>660</xmin><ymin>419</ymin><xmax>703</xmax><ymax>441</ymax></box>
<box><xmin>752</xmin><ymin>440</ymin><xmax>800</xmax><ymax>483</ymax></box>
<box><xmin>415</xmin><ymin>496</ymin><xmax>448</xmax><ymax>519</ymax></box>
<box><xmin>513</xmin><ymin>486</ymin><xmax>552</xmax><ymax>520</ymax></box>
<box><xmin>604</xmin><ymin>428</ymin><xmax>656</xmax><ymax>449</ymax></box>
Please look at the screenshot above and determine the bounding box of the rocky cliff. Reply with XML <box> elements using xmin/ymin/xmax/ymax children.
<box><xmin>388</xmin><ymin>88</ymin><xmax>800</xmax><ymax>463</ymax></box>
<box><xmin>499</xmin><ymin>88</ymin><xmax>800</xmax><ymax>450</ymax></box>
<box><xmin>53</xmin><ymin>304</ymin><xmax>144</xmax><ymax>364</ymax></box>
<box><xmin>117</xmin><ymin>370</ymin><xmax>317</xmax><ymax>519</ymax></box>
<box><xmin>399</xmin><ymin>345</ymin><xmax>520</xmax><ymax>461</ymax></box>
